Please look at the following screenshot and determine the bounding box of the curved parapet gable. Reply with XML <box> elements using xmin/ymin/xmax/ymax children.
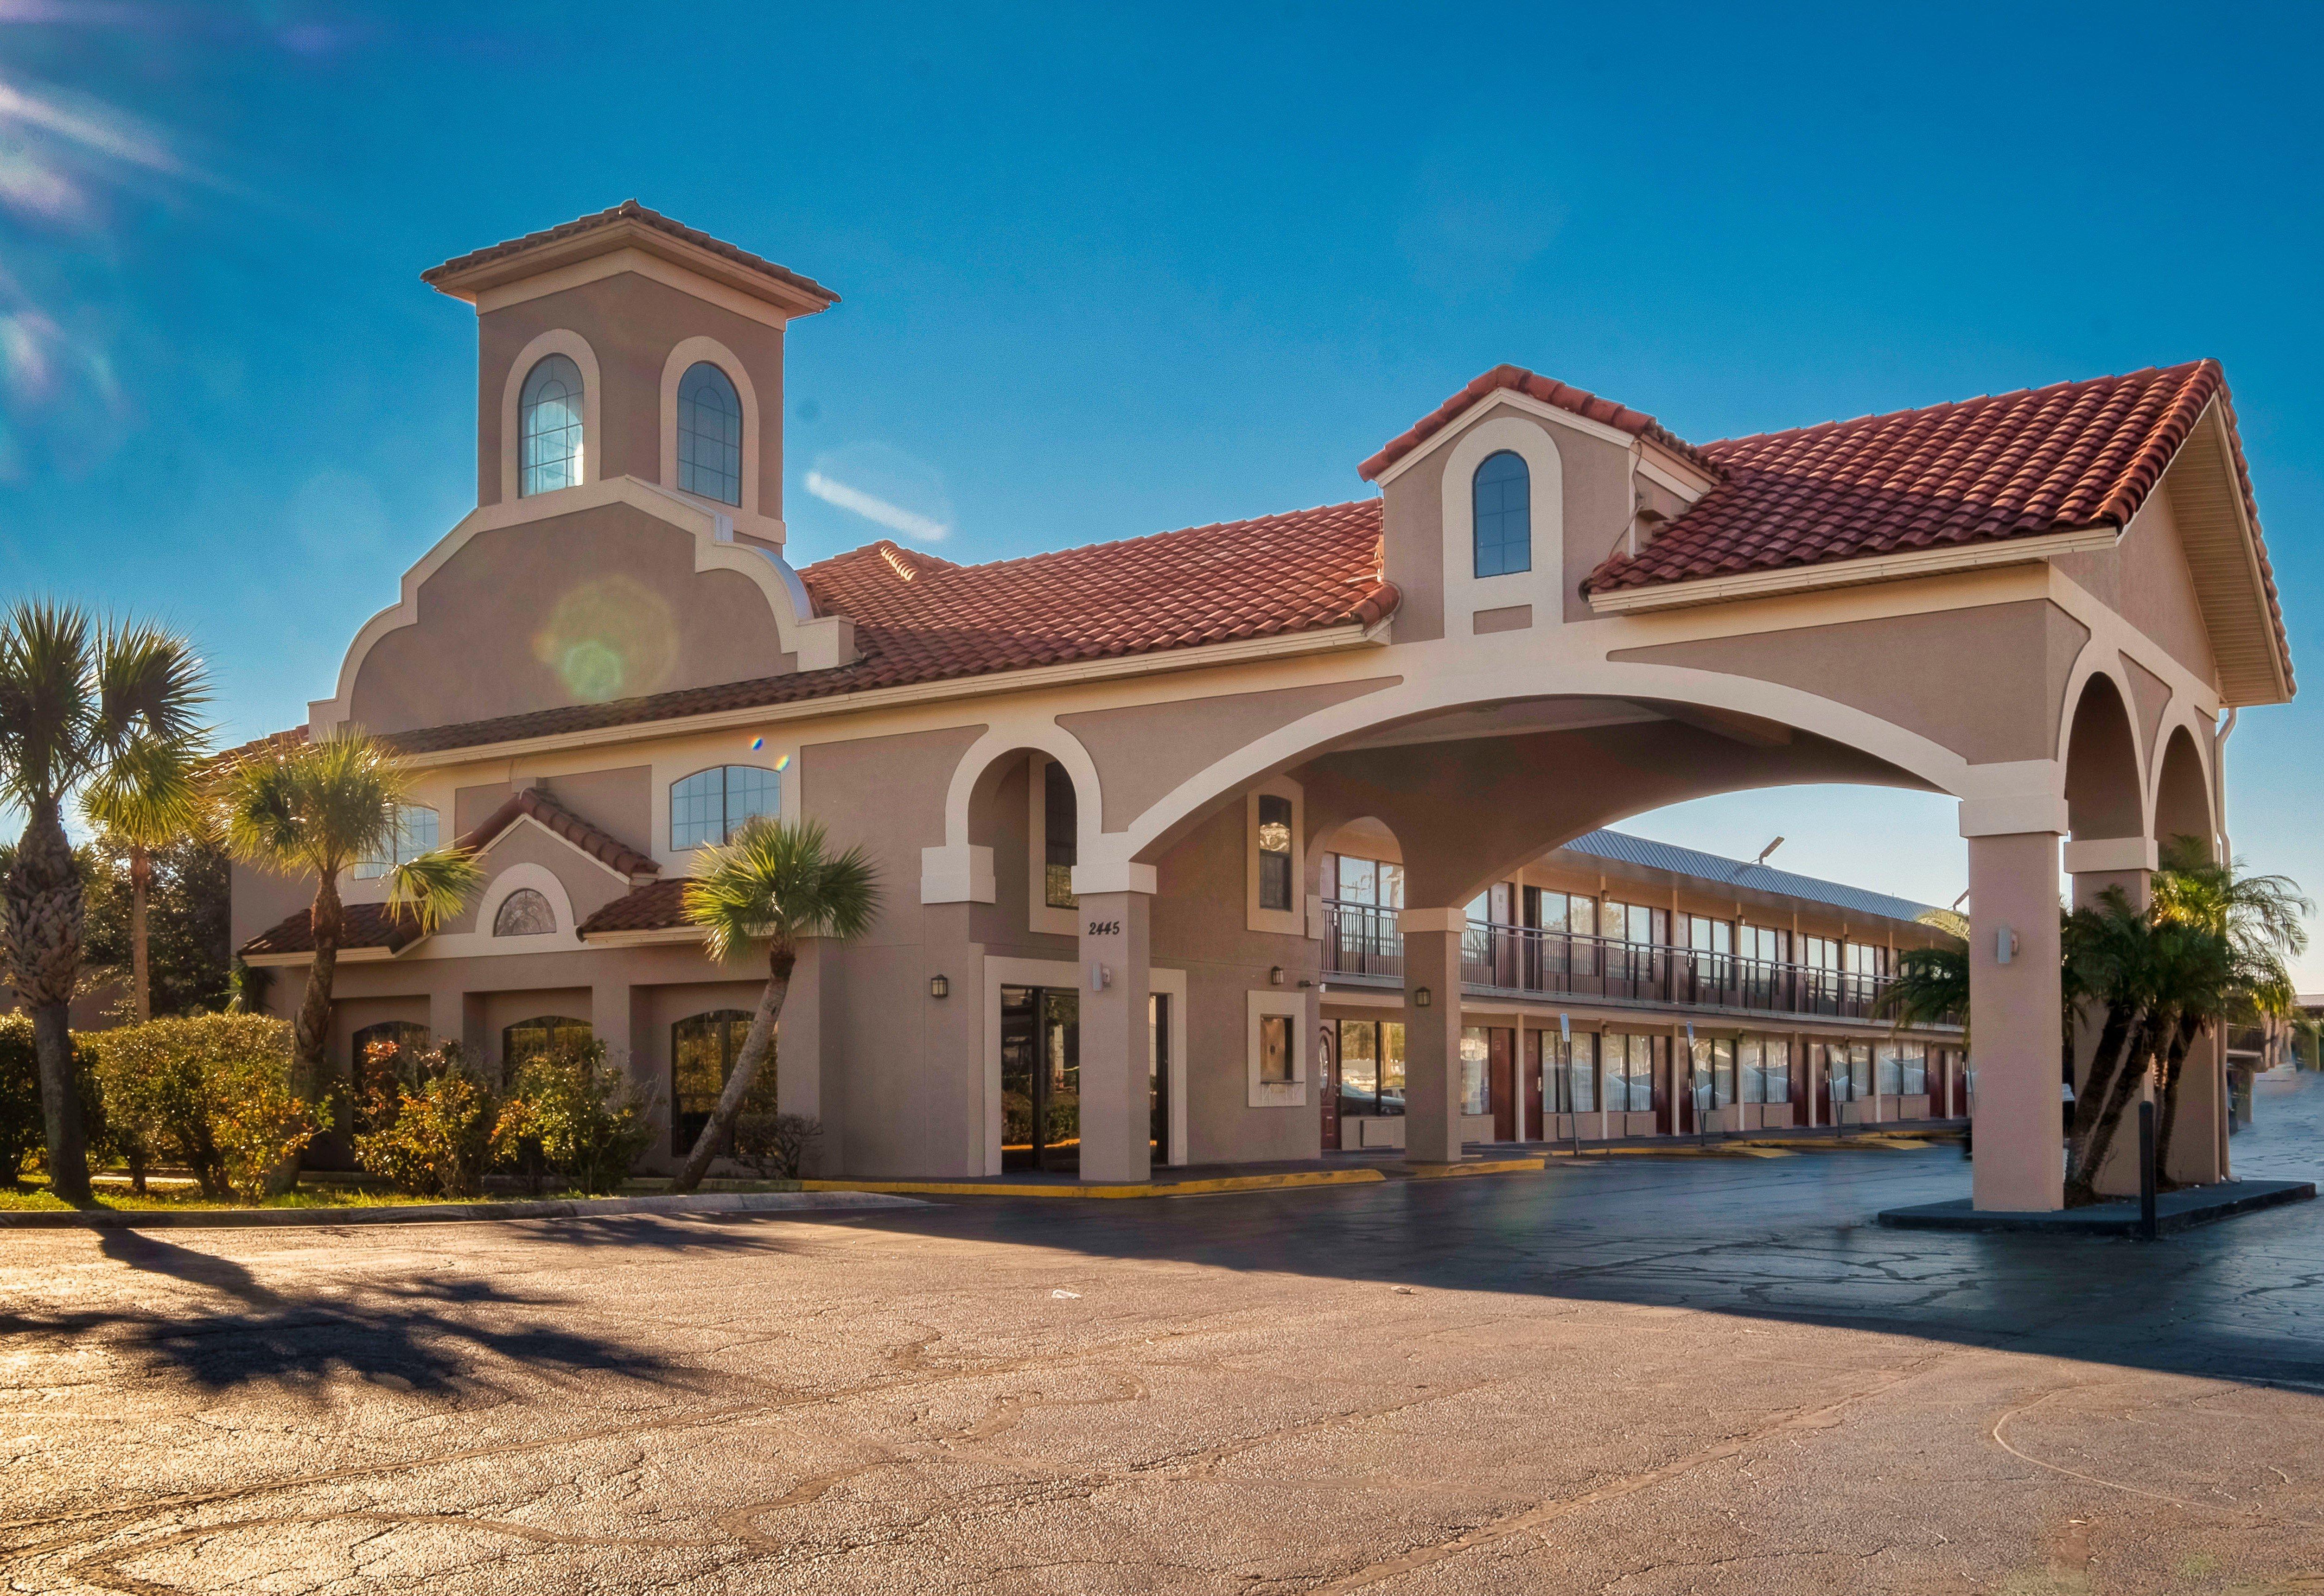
<box><xmin>308</xmin><ymin>476</ymin><xmax>854</xmax><ymax>739</ymax></box>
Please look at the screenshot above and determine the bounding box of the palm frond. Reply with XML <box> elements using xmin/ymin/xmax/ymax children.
<box><xmin>213</xmin><ymin>730</ymin><xmax>409</xmax><ymax>879</ymax></box>
<box><xmin>683</xmin><ymin>817</ymin><xmax>883</xmax><ymax>964</ymax></box>
<box><xmin>92</xmin><ymin>615</ymin><xmax>210</xmax><ymax>758</ymax></box>
<box><xmin>0</xmin><ymin>599</ymin><xmax>95</xmax><ymax>808</ymax></box>
<box><xmin>82</xmin><ymin>735</ymin><xmax>211</xmax><ymax>852</ymax></box>
<box><xmin>386</xmin><ymin>845</ymin><xmax>484</xmax><ymax>933</ymax></box>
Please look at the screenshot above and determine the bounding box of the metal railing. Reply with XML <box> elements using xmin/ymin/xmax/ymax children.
<box><xmin>1321</xmin><ymin>902</ymin><xmax>1929</xmax><ymax>1024</ymax></box>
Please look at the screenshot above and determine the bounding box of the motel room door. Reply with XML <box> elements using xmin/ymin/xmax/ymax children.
<box><xmin>1318</xmin><ymin>1024</ymin><xmax>1339</xmax><ymax>1150</ymax></box>
<box><xmin>1000</xmin><ymin>986</ymin><xmax>1080</xmax><ymax>1172</ymax></box>
<box><xmin>1490</xmin><ymin>1028</ymin><xmax>1516</xmax><ymax>1142</ymax></box>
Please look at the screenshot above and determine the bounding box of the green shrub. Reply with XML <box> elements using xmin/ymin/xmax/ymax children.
<box><xmin>353</xmin><ymin>1043</ymin><xmax>495</xmax><ymax>1198</ymax></box>
<box><xmin>731</xmin><ymin>1110</ymin><xmax>821</xmax><ymax>1180</ymax></box>
<box><xmin>92</xmin><ymin>1014</ymin><xmax>325</xmax><ymax>1202</ymax></box>
<box><xmin>494</xmin><ymin>1041</ymin><xmax>654</xmax><ymax>1196</ymax></box>
<box><xmin>0</xmin><ymin>1017</ymin><xmax>42</xmax><ymax>1188</ymax></box>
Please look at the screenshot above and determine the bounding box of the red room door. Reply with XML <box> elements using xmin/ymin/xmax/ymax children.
<box><xmin>1490</xmin><ymin>1028</ymin><xmax>1516</xmax><ymax>1142</ymax></box>
<box><xmin>1318</xmin><ymin>1024</ymin><xmax>1339</xmax><ymax>1151</ymax></box>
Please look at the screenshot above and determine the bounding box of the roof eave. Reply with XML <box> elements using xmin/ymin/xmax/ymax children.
<box><xmin>423</xmin><ymin>216</ymin><xmax>837</xmax><ymax>318</ymax></box>
<box><xmin>1584</xmin><ymin>524</ymin><xmax>2123</xmax><ymax>615</ymax></box>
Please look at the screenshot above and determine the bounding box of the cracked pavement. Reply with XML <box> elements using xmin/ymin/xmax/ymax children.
<box><xmin>5</xmin><ymin>1081</ymin><xmax>2324</xmax><ymax>1593</ymax></box>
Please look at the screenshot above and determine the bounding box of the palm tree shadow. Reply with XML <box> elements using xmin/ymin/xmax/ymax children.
<box><xmin>0</xmin><ymin>1229</ymin><xmax>695</xmax><ymax>1397</ymax></box>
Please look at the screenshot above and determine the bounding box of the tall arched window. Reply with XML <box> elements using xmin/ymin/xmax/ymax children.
<box><xmin>1472</xmin><ymin>450</ymin><xmax>1531</xmax><ymax>578</ymax></box>
<box><xmin>670</xmin><ymin>765</ymin><xmax>780</xmax><ymax>851</ymax></box>
<box><xmin>676</xmin><ymin>362</ymin><xmax>743</xmax><ymax>505</ymax></box>
<box><xmin>519</xmin><ymin>354</ymin><xmax>586</xmax><ymax>496</ymax></box>
<box><xmin>672</xmin><ymin>1009</ymin><xmax>758</xmax><ymax>1155</ymax></box>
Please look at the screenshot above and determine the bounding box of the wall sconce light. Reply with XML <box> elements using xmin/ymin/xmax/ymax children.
<box><xmin>1414</xmin><ymin>986</ymin><xmax>1433</xmax><ymax>1008</ymax></box>
<box><xmin>929</xmin><ymin>973</ymin><xmax>949</xmax><ymax>999</ymax></box>
<box><xmin>1269</xmin><ymin>965</ymin><xmax>1285</xmax><ymax>986</ymax></box>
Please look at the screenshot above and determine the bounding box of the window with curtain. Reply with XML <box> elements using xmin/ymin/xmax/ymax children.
<box><xmin>1259</xmin><ymin>1015</ymin><xmax>1294</xmax><ymax>1084</ymax></box>
<box><xmin>1044</xmin><ymin>760</ymin><xmax>1078</xmax><ymax>909</ymax></box>
<box><xmin>519</xmin><ymin>353</ymin><xmax>585</xmax><ymax>496</ymax></box>
<box><xmin>353</xmin><ymin>804</ymin><xmax>438</xmax><ymax>880</ymax></box>
<box><xmin>676</xmin><ymin>361</ymin><xmax>743</xmax><ymax>504</ymax></box>
<box><xmin>1900</xmin><ymin>1041</ymin><xmax>1927</xmax><ymax>1095</ymax></box>
<box><xmin>1257</xmin><ymin>795</ymin><xmax>1293</xmax><ymax>911</ymax></box>
<box><xmin>1565</xmin><ymin>1031</ymin><xmax>1597</xmax><ymax>1113</ymax></box>
<box><xmin>1471</xmin><ymin>450</ymin><xmax>1531</xmax><ymax>577</ymax></box>
<box><xmin>1875</xmin><ymin>1041</ymin><xmax>1904</xmax><ymax>1097</ymax></box>
<box><xmin>1605</xmin><ymin>1032</ymin><xmax>1654</xmax><ymax>1112</ymax></box>
<box><xmin>671</xmin><ymin>765</ymin><xmax>780</xmax><ymax>851</ymax></box>
<box><xmin>672</xmin><ymin>1009</ymin><xmax>757</xmax><ymax>1155</ymax></box>
<box><xmin>1459</xmin><ymin>1027</ymin><xmax>1490</xmax><ymax>1115</ymax></box>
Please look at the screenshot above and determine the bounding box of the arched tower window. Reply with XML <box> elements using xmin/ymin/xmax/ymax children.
<box><xmin>676</xmin><ymin>362</ymin><xmax>743</xmax><ymax>505</ymax></box>
<box><xmin>1472</xmin><ymin>450</ymin><xmax>1531</xmax><ymax>578</ymax></box>
<box><xmin>519</xmin><ymin>354</ymin><xmax>586</xmax><ymax>496</ymax></box>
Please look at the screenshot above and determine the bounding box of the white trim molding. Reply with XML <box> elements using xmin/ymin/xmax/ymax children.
<box><xmin>500</xmin><ymin>329</ymin><xmax>602</xmax><ymax>506</ymax></box>
<box><xmin>1587</xmin><ymin>525</ymin><xmax>2123</xmax><ymax>615</ymax></box>
<box><xmin>1247</xmin><ymin>988</ymin><xmax>1307</xmax><ymax>1109</ymax></box>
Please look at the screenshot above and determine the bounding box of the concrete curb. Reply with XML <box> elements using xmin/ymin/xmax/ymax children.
<box><xmin>0</xmin><ymin>1190</ymin><xmax>926</xmax><ymax>1232</ymax></box>
<box><xmin>1876</xmin><ymin>1179</ymin><xmax>2316</xmax><ymax>1236</ymax></box>
<box><xmin>802</xmin><ymin>1169</ymin><xmax>1391</xmax><ymax>1200</ymax></box>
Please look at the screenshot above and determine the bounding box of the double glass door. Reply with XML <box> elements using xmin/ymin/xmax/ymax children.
<box><xmin>1001</xmin><ymin>986</ymin><xmax>1172</xmax><ymax>1174</ymax></box>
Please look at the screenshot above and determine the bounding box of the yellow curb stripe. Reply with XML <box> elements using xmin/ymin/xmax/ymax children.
<box><xmin>800</xmin><ymin>1169</ymin><xmax>1389</xmax><ymax>1201</ymax></box>
<box><xmin>1401</xmin><ymin>1158</ymin><xmax>1547</xmax><ymax>1179</ymax></box>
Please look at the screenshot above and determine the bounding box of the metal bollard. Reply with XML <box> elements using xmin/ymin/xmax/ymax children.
<box><xmin>2138</xmin><ymin>1099</ymin><xmax>2158</xmax><ymax>1241</ymax></box>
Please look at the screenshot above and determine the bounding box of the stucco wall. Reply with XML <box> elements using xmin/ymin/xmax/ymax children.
<box><xmin>477</xmin><ymin>271</ymin><xmax>786</xmax><ymax>514</ymax></box>
<box><xmin>348</xmin><ymin>500</ymin><xmax>792</xmax><ymax>734</ymax></box>
<box><xmin>2054</xmin><ymin>488</ymin><xmax>2219</xmax><ymax>690</ymax></box>
<box><xmin>1608</xmin><ymin>598</ymin><xmax>2090</xmax><ymax>767</ymax></box>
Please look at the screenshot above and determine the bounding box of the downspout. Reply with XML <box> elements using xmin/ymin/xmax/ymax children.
<box><xmin>2212</xmin><ymin>707</ymin><xmax>2237</xmax><ymax>862</ymax></box>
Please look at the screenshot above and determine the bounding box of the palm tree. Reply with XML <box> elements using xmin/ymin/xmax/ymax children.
<box><xmin>2146</xmin><ymin>837</ymin><xmax>2307</xmax><ymax>1183</ymax></box>
<box><xmin>672</xmin><ymin>817</ymin><xmax>879</xmax><ymax>1194</ymax></box>
<box><xmin>1875</xmin><ymin>943</ymin><xmax>1969</xmax><ymax>1044</ymax></box>
<box><xmin>82</xmin><ymin>739</ymin><xmax>209</xmax><ymax>1022</ymax></box>
<box><xmin>0</xmin><ymin>603</ymin><xmax>208</xmax><ymax>1203</ymax></box>
<box><xmin>213</xmin><ymin>731</ymin><xmax>481</xmax><ymax>1109</ymax></box>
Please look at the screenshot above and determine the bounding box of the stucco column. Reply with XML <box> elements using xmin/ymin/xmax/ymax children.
<box><xmin>2170</xmin><ymin>1023</ymin><xmax>2229</xmax><ymax>1185</ymax></box>
<box><xmin>1965</xmin><ymin>825</ymin><xmax>2066</xmax><ymax>1211</ymax></box>
<box><xmin>1401</xmin><ymin>909</ymin><xmax>1467</xmax><ymax>1164</ymax></box>
<box><xmin>1076</xmin><ymin>887</ymin><xmax>1152</xmax><ymax>1183</ymax></box>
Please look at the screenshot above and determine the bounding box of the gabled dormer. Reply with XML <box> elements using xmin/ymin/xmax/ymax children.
<box><xmin>423</xmin><ymin>198</ymin><xmax>839</xmax><ymax>548</ymax></box>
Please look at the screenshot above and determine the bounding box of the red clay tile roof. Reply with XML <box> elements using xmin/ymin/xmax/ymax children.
<box><xmin>420</xmin><ymin>199</ymin><xmax>838</xmax><ymax>307</ymax></box>
<box><xmin>1588</xmin><ymin>361</ymin><xmax>2222</xmax><ymax>583</ymax></box>
<box><xmin>213</xmin><ymin>725</ymin><xmax>310</xmax><ymax>768</ymax></box>
<box><xmin>1360</xmin><ymin>364</ymin><xmax>1719</xmax><ymax>481</ymax></box>
<box><xmin>241</xmin><ymin>901</ymin><xmax>424</xmax><ymax>959</ymax></box>
<box><xmin>459</xmin><ymin>787</ymin><xmax>658</xmax><ymax>878</ymax></box>
<box><xmin>383</xmin><ymin>499</ymin><xmax>1399</xmax><ymax>756</ymax></box>
<box><xmin>577</xmin><ymin>879</ymin><xmax>696</xmax><ymax>938</ymax></box>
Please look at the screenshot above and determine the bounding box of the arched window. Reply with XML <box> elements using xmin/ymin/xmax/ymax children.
<box><xmin>351</xmin><ymin>1020</ymin><xmax>431</xmax><ymax>1129</ymax></box>
<box><xmin>492</xmin><ymin>887</ymin><xmax>557</xmax><ymax>937</ymax></box>
<box><xmin>519</xmin><ymin>354</ymin><xmax>586</xmax><ymax>496</ymax></box>
<box><xmin>672</xmin><ymin>1009</ymin><xmax>759</xmax><ymax>1156</ymax></box>
<box><xmin>671</xmin><ymin>765</ymin><xmax>779</xmax><ymax>851</ymax></box>
<box><xmin>1472</xmin><ymin>450</ymin><xmax>1531</xmax><ymax>578</ymax></box>
<box><xmin>353</xmin><ymin>804</ymin><xmax>438</xmax><ymax>880</ymax></box>
<box><xmin>676</xmin><ymin>362</ymin><xmax>743</xmax><ymax>506</ymax></box>
<box><xmin>502</xmin><ymin>1015</ymin><xmax>592</xmax><ymax>1072</ymax></box>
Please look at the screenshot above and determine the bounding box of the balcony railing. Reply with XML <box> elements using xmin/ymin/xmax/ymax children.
<box><xmin>1321</xmin><ymin>902</ymin><xmax>1941</xmax><ymax>1025</ymax></box>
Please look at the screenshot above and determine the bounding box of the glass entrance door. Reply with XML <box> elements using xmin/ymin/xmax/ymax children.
<box><xmin>1001</xmin><ymin>986</ymin><xmax>1080</xmax><ymax>1172</ymax></box>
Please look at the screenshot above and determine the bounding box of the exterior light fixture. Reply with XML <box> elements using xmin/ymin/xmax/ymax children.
<box><xmin>929</xmin><ymin>974</ymin><xmax>949</xmax><ymax>999</ymax></box>
<box><xmin>1269</xmin><ymin>965</ymin><xmax>1285</xmax><ymax>986</ymax></box>
<box><xmin>1414</xmin><ymin>986</ymin><xmax>1433</xmax><ymax>1008</ymax></box>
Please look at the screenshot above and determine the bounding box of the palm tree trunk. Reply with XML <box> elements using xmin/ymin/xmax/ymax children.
<box><xmin>6</xmin><ymin>805</ymin><xmax>89</xmax><ymax>1203</ymax></box>
<box><xmin>294</xmin><ymin>878</ymin><xmax>342</xmax><ymax>1105</ymax></box>
<box><xmin>671</xmin><ymin>944</ymin><xmax>792</xmax><ymax>1193</ymax></box>
<box><xmin>130</xmin><ymin>845</ymin><xmax>152</xmax><ymax>1024</ymax></box>
<box><xmin>2071</xmin><ymin>1010</ymin><xmax>2170</xmax><ymax>1204</ymax></box>
<box><xmin>2152</xmin><ymin>1012</ymin><xmax>2203</xmax><ymax>1190</ymax></box>
<box><xmin>2064</xmin><ymin>999</ymin><xmax>2135</xmax><ymax>1187</ymax></box>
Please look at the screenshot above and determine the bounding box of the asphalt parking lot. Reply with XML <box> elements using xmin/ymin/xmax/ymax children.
<box><xmin>4</xmin><ymin>1082</ymin><xmax>2322</xmax><ymax>1594</ymax></box>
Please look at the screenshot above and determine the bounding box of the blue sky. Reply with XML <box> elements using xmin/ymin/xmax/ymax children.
<box><xmin>3</xmin><ymin>2</ymin><xmax>2321</xmax><ymax>973</ymax></box>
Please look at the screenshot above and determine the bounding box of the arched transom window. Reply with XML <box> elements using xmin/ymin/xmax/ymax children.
<box><xmin>671</xmin><ymin>765</ymin><xmax>780</xmax><ymax>851</ymax></box>
<box><xmin>519</xmin><ymin>353</ymin><xmax>586</xmax><ymax>496</ymax></box>
<box><xmin>1471</xmin><ymin>450</ymin><xmax>1531</xmax><ymax>578</ymax></box>
<box><xmin>677</xmin><ymin>362</ymin><xmax>743</xmax><ymax>506</ymax></box>
<box><xmin>492</xmin><ymin>887</ymin><xmax>557</xmax><ymax>938</ymax></box>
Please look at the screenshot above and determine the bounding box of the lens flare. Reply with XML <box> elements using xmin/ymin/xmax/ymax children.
<box><xmin>531</xmin><ymin>576</ymin><xmax>678</xmax><ymax>705</ymax></box>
